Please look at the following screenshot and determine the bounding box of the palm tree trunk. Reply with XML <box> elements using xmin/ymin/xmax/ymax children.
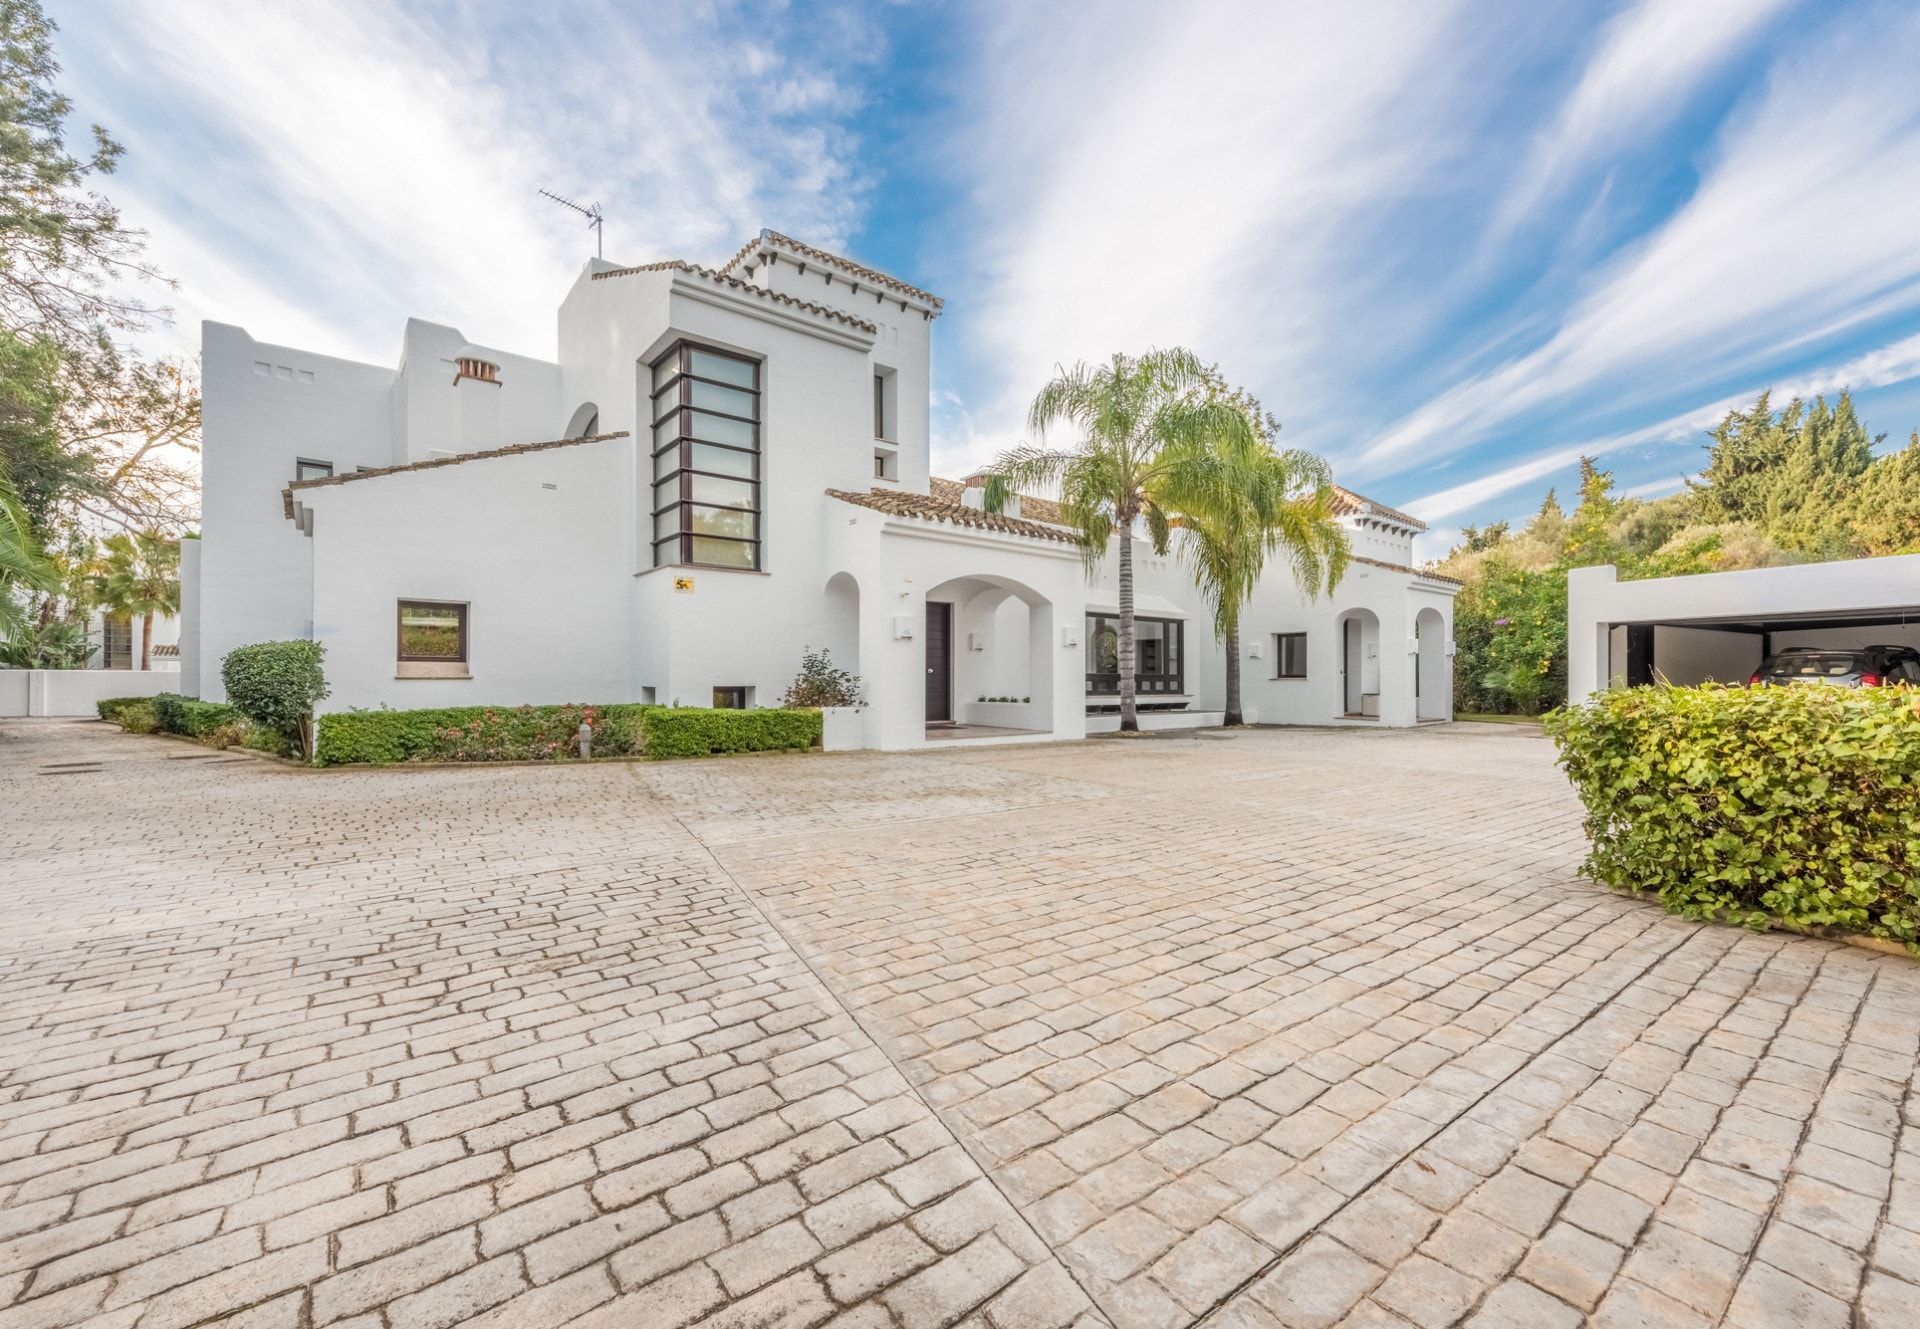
<box><xmin>1223</xmin><ymin>618</ymin><xmax>1242</xmax><ymax>726</ymax></box>
<box><xmin>1118</xmin><ymin>521</ymin><xmax>1137</xmax><ymax>732</ymax></box>
<box><xmin>140</xmin><ymin>609</ymin><xmax>154</xmax><ymax>672</ymax></box>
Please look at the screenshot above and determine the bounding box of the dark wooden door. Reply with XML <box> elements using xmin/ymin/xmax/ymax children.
<box><xmin>925</xmin><ymin>601</ymin><xmax>952</xmax><ymax>723</ymax></box>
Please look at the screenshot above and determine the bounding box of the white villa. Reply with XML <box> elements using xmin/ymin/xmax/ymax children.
<box><xmin>178</xmin><ymin>230</ymin><xmax>1457</xmax><ymax>748</ymax></box>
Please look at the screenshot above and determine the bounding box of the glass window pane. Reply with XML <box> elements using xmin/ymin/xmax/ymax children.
<box><xmin>688</xmin><ymin>379</ymin><xmax>756</xmax><ymax>419</ymax></box>
<box><xmin>688</xmin><ymin>505</ymin><xmax>756</xmax><ymax>540</ymax></box>
<box><xmin>688</xmin><ymin>349</ymin><xmax>756</xmax><ymax>389</ymax></box>
<box><xmin>653</xmin><ymin>506</ymin><xmax>681</xmax><ymax>541</ymax></box>
<box><xmin>653</xmin><ymin>414</ymin><xmax>680</xmax><ymax>451</ymax></box>
<box><xmin>689</xmin><ymin>474</ymin><xmax>754</xmax><ymax>509</ymax></box>
<box><xmin>651</xmin><ymin>353</ymin><xmax>681</xmax><ymax>392</ymax></box>
<box><xmin>654</xmin><ymin>536</ymin><xmax>680</xmax><ymax>567</ymax></box>
<box><xmin>653</xmin><ymin>443</ymin><xmax>682</xmax><ymax>481</ymax></box>
<box><xmin>691</xmin><ymin>536</ymin><xmax>756</xmax><ymax>568</ymax></box>
<box><xmin>685</xmin><ymin>411</ymin><xmax>755</xmax><ymax>448</ymax></box>
<box><xmin>689</xmin><ymin>442</ymin><xmax>755</xmax><ymax>478</ymax></box>
<box><xmin>653</xmin><ymin>477</ymin><xmax>680</xmax><ymax>511</ymax></box>
<box><xmin>399</xmin><ymin>602</ymin><xmax>464</xmax><ymax>661</ymax></box>
<box><xmin>652</xmin><ymin>386</ymin><xmax>682</xmax><ymax>423</ymax></box>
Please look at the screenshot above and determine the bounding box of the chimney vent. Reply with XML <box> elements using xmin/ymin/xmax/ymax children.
<box><xmin>454</xmin><ymin>356</ymin><xmax>500</xmax><ymax>386</ymax></box>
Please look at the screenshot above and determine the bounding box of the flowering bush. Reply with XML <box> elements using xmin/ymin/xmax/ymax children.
<box><xmin>780</xmin><ymin>648</ymin><xmax>863</xmax><ymax>708</ymax></box>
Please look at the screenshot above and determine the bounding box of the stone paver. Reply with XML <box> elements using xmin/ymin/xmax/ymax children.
<box><xmin>3</xmin><ymin>717</ymin><xmax>1918</xmax><ymax>1329</ymax></box>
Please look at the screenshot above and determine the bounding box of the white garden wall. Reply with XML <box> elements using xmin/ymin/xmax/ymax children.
<box><xmin>0</xmin><ymin>670</ymin><xmax>177</xmax><ymax>717</ymax></box>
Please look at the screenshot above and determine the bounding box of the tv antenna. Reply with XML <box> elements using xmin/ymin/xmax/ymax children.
<box><xmin>539</xmin><ymin>188</ymin><xmax>605</xmax><ymax>259</ymax></box>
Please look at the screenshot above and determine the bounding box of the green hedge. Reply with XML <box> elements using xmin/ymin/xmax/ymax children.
<box><xmin>638</xmin><ymin>706</ymin><xmax>822</xmax><ymax>760</ymax></box>
<box><xmin>313</xmin><ymin>703</ymin><xmax>651</xmax><ymax>766</ymax></box>
<box><xmin>1546</xmin><ymin>684</ymin><xmax>1920</xmax><ymax>949</ymax></box>
<box><xmin>151</xmin><ymin>693</ymin><xmax>244</xmax><ymax>738</ymax></box>
<box><xmin>96</xmin><ymin>696</ymin><xmax>151</xmax><ymax>722</ymax></box>
<box><xmin>311</xmin><ymin>702</ymin><xmax>823</xmax><ymax>766</ymax></box>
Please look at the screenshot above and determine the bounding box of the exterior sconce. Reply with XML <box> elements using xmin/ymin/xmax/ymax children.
<box><xmin>1247</xmin><ymin>640</ymin><xmax>1263</xmax><ymax>659</ymax></box>
<box><xmin>967</xmin><ymin>632</ymin><xmax>985</xmax><ymax>652</ymax></box>
<box><xmin>1060</xmin><ymin>625</ymin><xmax>1080</xmax><ymax>648</ymax></box>
<box><xmin>892</xmin><ymin>615</ymin><xmax>915</xmax><ymax>640</ymax></box>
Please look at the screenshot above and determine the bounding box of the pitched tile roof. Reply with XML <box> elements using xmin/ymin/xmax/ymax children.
<box><xmin>1331</xmin><ymin>486</ymin><xmax>1426</xmax><ymax>531</ymax></box>
<box><xmin>722</xmin><ymin>229</ymin><xmax>944</xmax><ymax>309</ymax></box>
<box><xmin>1353</xmin><ymin>555</ymin><xmax>1463</xmax><ymax>586</ymax></box>
<box><xmin>282</xmin><ymin>432</ymin><xmax>628</xmax><ymax>519</ymax></box>
<box><xmin>592</xmin><ymin>260</ymin><xmax>879</xmax><ymax>334</ymax></box>
<box><xmin>933</xmin><ymin>476</ymin><xmax>1068</xmax><ymax>527</ymax></box>
<box><xmin>826</xmin><ymin>485</ymin><xmax>1082</xmax><ymax>544</ymax></box>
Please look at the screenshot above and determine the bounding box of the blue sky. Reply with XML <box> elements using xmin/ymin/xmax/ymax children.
<box><xmin>52</xmin><ymin>0</ymin><xmax>1920</xmax><ymax>557</ymax></box>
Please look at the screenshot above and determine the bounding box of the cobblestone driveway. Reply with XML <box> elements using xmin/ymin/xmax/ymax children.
<box><xmin>2</xmin><ymin>718</ymin><xmax>1916</xmax><ymax>1329</ymax></box>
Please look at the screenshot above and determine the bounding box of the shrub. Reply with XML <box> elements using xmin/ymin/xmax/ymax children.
<box><xmin>313</xmin><ymin>703</ymin><xmax>651</xmax><ymax>766</ymax></box>
<box><xmin>96</xmin><ymin>696</ymin><xmax>150</xmax><ymax>722</ymax></box>
<box><xmin>1546</xmin><ymin>684</ymin><xmax>1920</xmax><ymax>949</ymax></box>
<box><xmin>640</xmin><ymin>706</ymin><xmax>822</xmax><ymax>760</ymax></box>
<box><xmin>781</xmin><ymin>648</ymin><xmax>863</xmax><ymax>708</ymax></box>
<box><xmin>151</xmin><ymin>693</ymin><xmax>244</xmax><ymax>738</ymax></box>
<box><xmin>223</xmin><ymin>640</ymin><xmax>329</xmax><ymax>754</ymax></box>
<box><xmin>117</xmin><ymin>700</ymin><xmax>158</xmax><ymax>734</ymax></box>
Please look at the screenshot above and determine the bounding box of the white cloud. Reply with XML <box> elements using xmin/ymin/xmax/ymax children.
<box><xmin>1404</xmin><ymin>327</ymin><xmax>1920</xmax><ymax>524</ymax></box>
<box><xmin>69</xmin><ymin>0</ymin><xmax>880</xmax><ymax>365</ymax></box>
<box><xmin>1358</xmin><ymin>9</ymin><xmax>1920</xmax><ymax>476</ymax></box>
<box><xmin>933</xmin><ymin>1</ymin><xmax>1493</xmax><ymax>478</ymax></box>
<box><xmin>1493</xmin><ymin>0</ymin><xmax>1797</xmax><ymax>232</ymax></box>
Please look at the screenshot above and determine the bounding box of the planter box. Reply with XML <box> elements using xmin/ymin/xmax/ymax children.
<box><xmin>820</xmin><ymin>706</ymin><xmax>867</xmax><ymax>751</ymax></box>
<box><xmin>962</xmin><ymin>701</ymin><xmax>1039</xmax><ymax>729</ymax></box>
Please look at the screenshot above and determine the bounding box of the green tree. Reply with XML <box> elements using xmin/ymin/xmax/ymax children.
<box><xmin>0</xmin><ymin>460</ymin><xmax>55</xmax><ymax>639</ymax></box>
<box><xmin>89</xmin><ymin>529</ymin><xmax>178</xmax><ymax>670</ymax></box>
<box><xmin>984</xmin><ymin>349</ymin><xmax>1256</xmax><ymax>732</ymax></box>
<box><xmin>1159</xmin><ymin>379</ymin><xmax>1346</xmax><ymax>726</ymax></box>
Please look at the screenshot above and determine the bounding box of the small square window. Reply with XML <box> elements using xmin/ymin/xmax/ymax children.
<box><xmin>1276</xmin><ymin>633</ymin><xmax>1307</xmax><ymax>679</ymax></box>
<box><xmin>713</xmin><ymin>686</ymin><xmax>747</xmax><ymax>710</ymax></box>
<box><xmin>398</xmin><ymin>601</ymin><xmax>467</xmax><ymax>663</ymax></box>
<box><xmin>296</xmin><ymin>458</ymin><xmax>333</xmax><ymax>482</ymax></box>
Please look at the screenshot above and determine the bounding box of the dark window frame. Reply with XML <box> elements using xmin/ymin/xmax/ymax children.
<box><xmin>713</xmin><ymin>686</ymin><xmax>747</xmax><ymax>709</ymax></box>
<box><xmin>396</xmin><ymin>599</ymin><xmax>469</xmax><ymax>664</ymax></box>
<box><xmin>295</xmin><ymin>458</ymin><xmax>334</xmax><ymax>482</ymax></box>
<box><xmin>873</xmin><ymin>371</ymin><xmax>888</xmax><ymax>440</ymax></box>
<box><xmin>1275</xmin><ymin>632</ymin><xmax>1308</xmax><ymax>679</ymax></box>
<box><xmin>1085</xmin><ymin>613</ymin><xmax>1185</xmax><ymax>696</ymax></box>
<box><xmin>649</xmin><ymin>342</ymin><xmax>762</xmax><ymax>571</ymax></box>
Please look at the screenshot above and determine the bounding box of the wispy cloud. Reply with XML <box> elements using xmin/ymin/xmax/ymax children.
<box><xmin>1358</xmin><ymin>6</ymin><xmax>1920</xmax><ymax>477</ymax></box>
<box><xmin>64</xmin><ymin>0</ymin><xmax>883</xmax><ymax>364</ymax></box>
<box><xmin>1492</xmin><ymin>0</ymin><xmax>1797</xmax><ymax>234</ymax></box>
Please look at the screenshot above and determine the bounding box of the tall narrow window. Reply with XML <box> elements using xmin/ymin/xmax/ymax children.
<box><xmin>874</xmin><ymin>372</ymin><xmax>887</xmax><ymax>440</ymax></box>
<box><xmin>1275</xmin><ymin>632</ymin><xmax>1307</xmax><ymax>679</ymax></box>
<box><xmin>650</xmin><ymin>343</ymin><xmax>760</xmax><ymax>570</ymax></box>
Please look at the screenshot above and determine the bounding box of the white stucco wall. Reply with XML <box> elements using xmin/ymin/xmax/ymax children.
<box><xmin>301</xmin><ymin>437</ymin><xmax>633</xmax><ymax>713</ymax></box>
<box><xmin>0</xmin><ymin>669</ymin><xmax>177</xmax><ymax>717</ymax></box>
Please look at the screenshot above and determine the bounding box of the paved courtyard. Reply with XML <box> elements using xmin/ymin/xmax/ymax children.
<box><xmin>1</xmin><ymin>718</ymin><xmax>1917</xmax><ymax>1329</ymax></box>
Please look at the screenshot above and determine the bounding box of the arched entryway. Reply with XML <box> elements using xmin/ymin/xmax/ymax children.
<box><xmin>1336</xmin><ymin>608</ymin><xmax>1381</xmax><ymax>718</ymax></box>
<box><xmin>1416</xmin><ymin>606</ymin><xmax>1451</xmax><ymax>721</ymax></box>
<box><xmin>923</xmin><ymin>573</ymin><xmax>1057</xmax><ymax>739</ymax></box>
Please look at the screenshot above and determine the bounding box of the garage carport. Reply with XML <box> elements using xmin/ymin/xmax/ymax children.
<box><xmin>1567</xmin><ymin>554</ymin><xmax>1920</xmax><ymax>699</ymax></box>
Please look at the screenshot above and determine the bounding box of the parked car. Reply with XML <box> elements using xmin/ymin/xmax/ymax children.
<box><xmin>1748</xmin><ymin>644</ymin><xmax>1920</xmax><ymax>688</ymax></box>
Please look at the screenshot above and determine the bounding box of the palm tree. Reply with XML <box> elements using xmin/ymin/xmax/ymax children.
<box><xmin>1162</xmin><ymin>423</ymin><xmax>1348</xmax><ymax>726</ymax></box>
<box><xmin>92</xmin><ymin>530</ymin><xmax>179</xmax><ymax>670</ymax></box>
<box><xmin>985</xmin><ymin>349</ymin><xmax>1256</xmax><ymax>732</ymax></box>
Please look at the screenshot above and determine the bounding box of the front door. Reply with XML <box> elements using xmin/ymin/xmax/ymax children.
<box><xmin>925</xmin><ymin>601</ymin><xmax>953</xmax><ymax>723</ymax></box>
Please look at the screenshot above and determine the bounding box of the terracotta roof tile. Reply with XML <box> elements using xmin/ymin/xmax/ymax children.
<box><xmin>934</xmin><ymin>475</ymin><xmax>1068</xmax><ymax>527</ymax></box>
<box><xmin>826</xmin><ymin>485</ymin><xmax>1082</xmax><ymax>544</ymax></box>
<box><xmin>1353</xmin><ymin>554</ymin><xmax>1462</xmax><ymax>586</ymax></box>
<box><xmin>592</xmin><ymin>260</ymin><xmax>879</xmax><ymax>334</ymax></box>
<box><xmin>722</xmin><ymin>229</ymin><xmax>943</xmax><ymax>309</ymax></box>
<box><xmin>282</xmin><ymin>432</ymin><xmax>628</xmax><ymax>520</ymax></box>
<box><xmin>1331</xmin><ymin>485</ymin><xmax>1426</xmax><ymax>530</ymax></box>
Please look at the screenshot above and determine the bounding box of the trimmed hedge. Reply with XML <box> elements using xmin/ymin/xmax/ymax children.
<box><xmin>223</xmin><ymin>640</ymin><xmax>329</xmax><ymax>753</ymax></box>
<box><xmin>151</xmin><ymin>693</ymin><xmax>244</xmax><ymax>738</ymax></box>
<box><xmin>639</xmin><ymin>706</ymin><xmax>822</xmax><ymax>760</ymax></box>
<box><xmin>311</xmin><ymin>703</ymin><xmax>823</xmax><ymax>766</ymax></box>
<box><xmin>313</xmin><ymin>703</ymin><xmax>651</xmax><ymax>766</ymax></box>
<box><xmin>96</xmin><ymin>696</ymin><xmax>151</xmax><ymax>722</ymax></box>
<box><xmin>1546</xmin><ymin>684</ymin><xmax>1920</xmax><ymax>950</ymax></box>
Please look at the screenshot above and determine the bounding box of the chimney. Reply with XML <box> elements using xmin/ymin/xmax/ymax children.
<box><xmin>453</xmin><ymin>350</ymin><xmax>501</xmax><ymax>454</ymax></box>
